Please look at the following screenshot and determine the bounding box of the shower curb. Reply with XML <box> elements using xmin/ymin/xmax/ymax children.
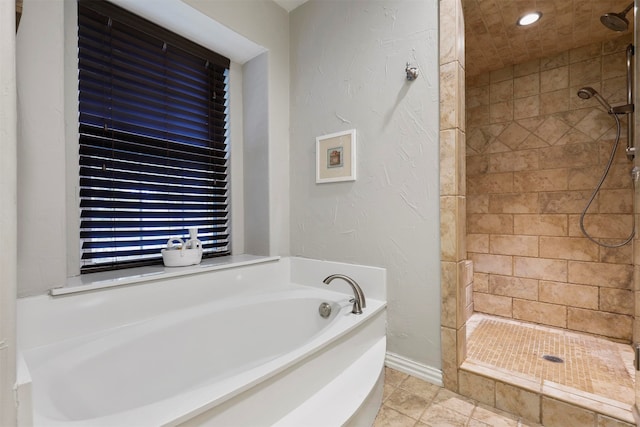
<box><xmin>459</xmin><ymin>361</ymin><xmax>635</xmax><ymax>426</ymax></box>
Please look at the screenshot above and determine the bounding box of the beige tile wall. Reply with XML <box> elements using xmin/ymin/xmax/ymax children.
<box><xmin>440</xmin><ymin>0</ymin><xmax>467</xmax><ymax>392</ymax></box>
<box><xmin>466</xmin><ymin>34</ymin><xmax>635</xmax><ymax>342</ymax></box>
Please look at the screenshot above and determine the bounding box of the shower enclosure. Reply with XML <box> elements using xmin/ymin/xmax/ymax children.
<box><xmin>441</xmin><ymin>0</ymin><xmax>640</xmax><ymax>424</ymax></box>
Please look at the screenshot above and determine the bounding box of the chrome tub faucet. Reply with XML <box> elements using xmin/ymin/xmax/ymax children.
<box><xmin>323</xmin><ymin>274</ymin><xmax>366</xmax><ymax>314</ymax></box>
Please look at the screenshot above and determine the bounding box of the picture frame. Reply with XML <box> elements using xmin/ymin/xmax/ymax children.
<box><xmin>316</xmin><ymin>129</ymin><xmax>356</xmax><ymax>183</ymax></box>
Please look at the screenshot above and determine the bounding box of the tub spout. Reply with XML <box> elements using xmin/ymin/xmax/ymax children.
<box><xmin>322</xmin><ymin>274</ymin><xmax>366</xmax><ymax>314</ymax></box>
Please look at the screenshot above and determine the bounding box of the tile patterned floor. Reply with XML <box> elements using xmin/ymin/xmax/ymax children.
<box><xmin>466</xmin><ymin>314</ymin><xmax>635</xmax><ymax>406</ymax></box>
<box><xmin>374</xmin><ymin>367</ymin><xmax>543</xmax><ymax>427</ymax></box>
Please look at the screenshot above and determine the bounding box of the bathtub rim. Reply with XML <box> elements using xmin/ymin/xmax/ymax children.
<box><xmin>19</xmin><ymin>257</ymin><xmax>386</xmax><ymax>352</ymax></box>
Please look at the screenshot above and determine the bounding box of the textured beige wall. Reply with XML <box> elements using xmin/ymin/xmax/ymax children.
<box><xmin>466</xmin><ymin>34</ymin><xmax>634</xmax><ymax>342</ymax></box>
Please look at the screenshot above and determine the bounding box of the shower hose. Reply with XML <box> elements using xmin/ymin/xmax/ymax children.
<box><xmin>579</xmin><ymin>112</ymin><xmax>635</xmax><ymax>248</ymax></box>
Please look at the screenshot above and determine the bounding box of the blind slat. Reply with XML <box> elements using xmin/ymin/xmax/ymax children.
<box><xmin>82</xmin><ymin>235</ymin><xmax>230</xmax><ymax>249</ymax></box>
<box><xmin>81</xmin><ymin>226</ymin><xmax>229</xmax><ymax>239</ymax></box>
<box><xmin>80</xmin><ymin>123</ymin><xmax>228</xmax><ymax>154</ymax></box>
<box><xmin>81</xmin><ymin>218</ymin><xmax>228</xmax><ymax>229</ymax></box>
<box><xmin>79</xmin><ymin>187</ymin><xmax>227</xmax><ymax>203</ymax></box>
<box><xmin>79</xmin><ymin>166</ymin><xmax>227</xmax><ymax>189</ymax></box>
<box><xmin>80</xmin><ymin>199</ymin><xmax>229</xmax><ymax>212</ymax></box>
<box><xmin>80</xmin><ymin>178</ymin><xmax>228</xmax><ymax>196</ymax></box>
<box><xmin>80</xmin><ymin>156</ymin><xmax>227</xmax><ymax>181</ymax></box>
<box><xmin>81</xmin><ymin>239</ymin><xmax>230</xmax><ymax>260</ymax></box>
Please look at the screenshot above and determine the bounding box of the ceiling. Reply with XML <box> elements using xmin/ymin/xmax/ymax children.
<box><xmin>463</xmin><ymin>0</ymin><xmax>635</xmax><ymax>76</ymax></box>
<box><xmin>273</xmin><ymin>0</ymin><xmax>308</xmax><ymax>12</ymax></box>
<box><xmin>273</xmin><ymin>0</ymin><xmax>634</xmax><ymax>76</ymax></box>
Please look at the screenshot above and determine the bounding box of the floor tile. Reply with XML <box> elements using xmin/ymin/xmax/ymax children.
<box><xmin>374</xmin><ymin>405</ymin><xmax>420</xmax><ymax>427</ymax></box>
<box><xmin>471</xmin><ymin>404</ymin><xmax>519</xmax><ymax>427</ymax></box>
<box><xmin>376</xmin><ymin>367</ymin><xmax>538</xmax><ymax>427</ymax></box>
<box><xmin>419</xmin><ymin>403</ymin><xmax>470</xmax><ymax>426</ymax></box>
<box><xmin>385</xmin><ymin>366</ymin><xmax>410</xmax><ymax>387</ymax></box>
<box><xmin>385</xmin><ymin>388</ymin><xmax>430</xmax><ymax>420</ymax></box>
<box><xmin>399</xmin><ymin>376</ymin><xmax>441</xmax><ymax>401</ymax></box>
<box><xmin>430</xmin><ymin>389</ymin><xmax>476</xmax><ymax>417</ymax></box>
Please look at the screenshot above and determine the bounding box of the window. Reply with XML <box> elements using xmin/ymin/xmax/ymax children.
<box><xmin>78</xmin><ymin>0</ymin><xmax>231</xmax><ymax>273</ymax></box>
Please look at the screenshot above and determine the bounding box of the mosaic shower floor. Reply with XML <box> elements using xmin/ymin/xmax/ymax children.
<box><xmin>465</xmin><ymin>313</ymin><xmax>635</xmax><ymax>406</ymax></box>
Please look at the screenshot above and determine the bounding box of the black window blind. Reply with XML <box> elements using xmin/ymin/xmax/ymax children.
<box><xmin>78</xmin><ymin>0</ymin><xmax>231</xmax><ymax>272</ymax></box>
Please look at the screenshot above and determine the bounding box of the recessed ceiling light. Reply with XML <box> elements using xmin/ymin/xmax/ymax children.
<box><xmin>517</xmin><ymin>12</ymin><xmax>542</xmax><ymax>26</ymax></box>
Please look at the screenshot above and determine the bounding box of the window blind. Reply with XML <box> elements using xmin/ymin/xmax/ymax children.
<box><xmin>78</xmin><ymin>0</ymin><xmax>231</xmax><ymax>272</ymax></box>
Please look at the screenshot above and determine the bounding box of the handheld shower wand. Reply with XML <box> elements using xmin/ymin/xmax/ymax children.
<box><xmin>577</xmin><ymin>86</ymin><xmax>633</xmax><ymax>115</ymax></box>
<box><xmin>576</xmin><ymin>87</ymin><xmax>613</xmax><ymax>113</ymax></box>
<box><xmin>575</xmin><ymin>87</ymin><xmax>635</xmax><ymax>247</ymax></box>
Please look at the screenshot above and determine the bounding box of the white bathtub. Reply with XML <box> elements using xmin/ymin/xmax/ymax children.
<box><xmin>17</xmin><ymin>256</ymin><xmax>387</xmax><ymax>426</ymax></box>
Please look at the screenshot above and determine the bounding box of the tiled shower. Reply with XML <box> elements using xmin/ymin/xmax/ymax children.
<box><xmin>466</xmin><ymin>34</ymin><xmax>635</xmax><ymax>343</ymax></box>
<box><xmin>439</xmin><ymin>0</ymin><xmax>640</xmax><ymax>423</ymax></box>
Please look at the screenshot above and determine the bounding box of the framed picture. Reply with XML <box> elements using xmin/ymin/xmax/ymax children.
<box><xmin>316</xmin><ymin>129</ymin><xmax>356</xmax><ymax>183</ymax></box>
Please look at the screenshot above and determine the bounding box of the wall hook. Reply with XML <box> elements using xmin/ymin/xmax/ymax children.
<box><xmin>406</xmin><ymin>63</ymin><xmax>419</xmax><ymax>81</ymax></box>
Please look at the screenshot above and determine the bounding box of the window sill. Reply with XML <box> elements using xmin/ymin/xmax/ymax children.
<box><xmin>53</xmin><ymin>254</ymin><xmax>280</xmax><ymax>296</ymax></box>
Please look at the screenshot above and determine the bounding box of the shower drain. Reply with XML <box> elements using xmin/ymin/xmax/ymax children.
<box><xmin>542</xmin><ymin>355</ymin><xmax>564</xmax><ymax>363</ymax></box>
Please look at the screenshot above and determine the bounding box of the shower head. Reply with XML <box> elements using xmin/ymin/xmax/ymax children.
<box><xmin>577</xmin><ymin>87</ymin><xmax>613</xmax><ymax>113</ymax></box>
<box><xmin>577</xmin><ymin>87</ymin><xmax>596</xmax><ymax>99</ymax></box>
<box><xmin>601</xmin><ymin>12</ymin><xmax>629</xmax><ymax>31</ymax></box>
<box><xmin>600</xmin><ymin>2</ymin><xmax>634</xmax><ymax>32</ymax></box>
